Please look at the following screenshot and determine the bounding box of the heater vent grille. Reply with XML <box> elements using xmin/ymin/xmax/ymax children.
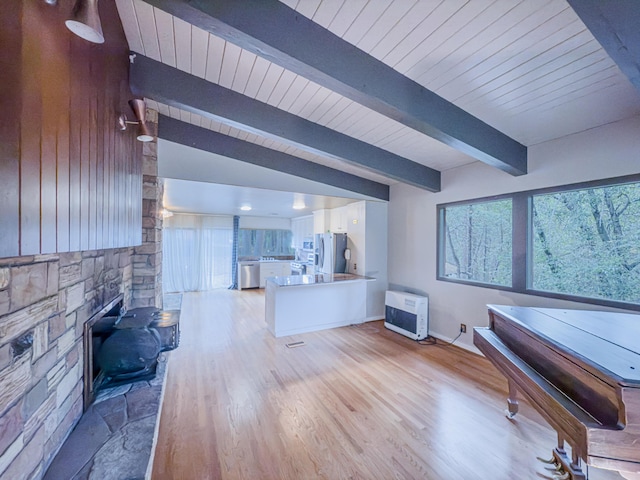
<box><xmin>384</xmin><ymin>291</ymin><xmax>428</xmax><ymax>341</ymax></box>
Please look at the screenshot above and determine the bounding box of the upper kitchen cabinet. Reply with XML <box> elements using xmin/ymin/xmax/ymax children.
<box><xmin>330</xmin><ymin>206</ymin><xmax>348</xmax><ymax>233</ymax></box>
<box><xmin>291</xmin><ymin>215</ymin><xmax>313</xmax><ymax>249</ymax></box>
<box><xmin>312</xmin><ymin>206</ymin><xmax>349</xmax><ymax>234</ymax></box>
<box><xmin>313</xmin><ymin>209</ymin><xmax>330</xmax><ymax>234</ymax></box>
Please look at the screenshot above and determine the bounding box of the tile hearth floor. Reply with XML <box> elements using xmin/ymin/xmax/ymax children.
<box><xmin>44</xmin><ymin>294</ymin><xmax>180</xmax><ymax>480</ymax></box>
<box><xmin>43</xmin><ymin>353</ymin><xmax>169</xmax><ymax>480</ymax></box>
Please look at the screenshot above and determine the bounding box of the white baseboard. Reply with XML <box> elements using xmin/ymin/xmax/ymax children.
<box><xmin>428</xmin><ymin>332</ymin><xmax>483</xmax><ymax>356</ymax></box>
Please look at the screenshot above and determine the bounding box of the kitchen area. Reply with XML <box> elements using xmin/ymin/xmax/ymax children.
<box><xmin>237</xmin><ymin>243</ymin><xmax>315</xmax><ymax>291</ymax></box>
<box><xmin>236</xmin><ymin>200</ymin><xmax>388</xmax><ymax>337</ymax></box>
<box><xmin>236</xmin><ymin>212</ymin><xmax>315</xmax><ymax>290</ymax></box>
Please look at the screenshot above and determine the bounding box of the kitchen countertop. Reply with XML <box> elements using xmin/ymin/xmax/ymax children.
<box><xmin>265</xmin><ymin>273</ymin><xmax>371</xmax><ymax>337</ymax></box>
<box><xmin>237</xmin><ymin>260</ymin><xmax>293</xmax><ymax>264</ymax></box>
<box><xmin>267</xmin><ymin>273</ymin><xmax>373</xmax><ymax>287</ymax></box>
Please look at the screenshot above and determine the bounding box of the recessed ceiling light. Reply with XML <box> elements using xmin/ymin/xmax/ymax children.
<box><xmin>292</xmin><ymin>193</ymin><xmax>306</xmax><ymax>211</ymax></box>
<box><xmin>240</xmin><ymin>205</ymin><xmax>252</xmax><ymax>211</ymax></box>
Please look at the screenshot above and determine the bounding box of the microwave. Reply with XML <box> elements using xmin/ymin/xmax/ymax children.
<box><xmin>303</xmin><ymin>239</ymin><xmax>314</xmax><ymax>250</ymax></box>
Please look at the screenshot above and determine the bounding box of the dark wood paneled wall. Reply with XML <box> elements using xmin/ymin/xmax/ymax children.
<box><xmin>0</xmin><ymin>0</ymin><xmax>142</xmax><ymax>258</ymax></box>
<box><xmin>0</xmin><ymin>1</ymin><xmax>22</xmax><ymax>255</ymax></box>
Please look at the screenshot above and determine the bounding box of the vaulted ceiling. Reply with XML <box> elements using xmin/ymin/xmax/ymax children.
<box><xmin>114</xmin><ymin>0</ymin><xmax>640</xmax><ymax>214</ymax></box>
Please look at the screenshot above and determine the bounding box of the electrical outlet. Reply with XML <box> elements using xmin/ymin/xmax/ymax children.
<box><xmin>460</xmin><ymin>323</ymin><xmax>467</xmax><ymax>334</ymax></box>
<box><xmin>353</xmin><ymin>263</ymin><xmax>357</xmax><ymax>271</ymax></box>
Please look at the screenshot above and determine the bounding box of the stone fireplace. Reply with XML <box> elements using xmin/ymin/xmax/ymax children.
<box><xmin>0</xmin><ymin>1</ymin><xmax>165</xmax><ymax>476</ymax></box>
<box><xmin>0</xmin><ymin>113</ymin><xmax>164</xmax><ymax>478</ymax></box>
<box><xmin>0</xmin><ymin>250</ymin><xmax>133</xmax><ymax>478</ymax></box>
<box><xmin>82</xmin><ymin>294</ymin><xmax>125</xmax><ymax>409</ymax></box>
<box><xmin>83</xmin><ymin>293</ymin><xmax>180</xmax><ymax>410</ymax></box>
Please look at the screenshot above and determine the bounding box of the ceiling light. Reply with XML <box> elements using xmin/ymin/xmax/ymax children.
<box><xmin>65</xmin><ymin>0</ymin><xmax>104</xmax><ymax>44</ymax></box>
<box><xmin>240</xmin><ymin>205</ymin><xmax>252</xmax><ymax>211</ymax></box>
<box><xmin>292</xmin><ymin>193</ymin><xmax>306</xmax><ymax>210</ymax></box>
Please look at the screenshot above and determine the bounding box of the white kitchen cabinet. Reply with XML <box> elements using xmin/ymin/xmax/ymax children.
<box><xmin>330</xmin><ymin>206</ymin><xmax>348</xmax><ymax>232</ymax></box>
<box><xmin>313</xmin><ymin>209</ymin><xmax>330</xmax><ymax>234</ymax></box>
<box><xmin>292</xmin><ymin>215</ymin><xmax>313</xmax><ymax>249</ymax></box>
<box><xmin>303</xmin><ymin>216</ymin><xmax>314</xmax><ymax>239</ymax></box>
<box><xmin>291</xmin><ymin>218</ymin><xmax>303</xmax><ymax>250</ymax></box>
<box><xmin>259</xmin><ymin>261</ymin><xmax>291</xmax><ymax>288</ymax></box>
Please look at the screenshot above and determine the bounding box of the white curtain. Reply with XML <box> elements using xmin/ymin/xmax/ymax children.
<box><xmin>163</xmin><ymin>214</ymin><xmax>233</xmax><ymax>292</ymax></box>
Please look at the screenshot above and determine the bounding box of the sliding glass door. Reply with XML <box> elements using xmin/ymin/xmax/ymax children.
<box><xmin>163</xmin><ymin>215</ymin><xmax>233</xmax><ymax>292</ymax></box>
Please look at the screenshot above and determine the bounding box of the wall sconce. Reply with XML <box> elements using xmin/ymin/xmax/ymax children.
<box><xmin>161</xmin><ymin>209</ymin><xmax>173</xmax><ymax>219</ymax></box>
<box><xmin>65</xmin><ymin>0</ymin><xmax>104</xmax><ymax>44</ymax></box>
<box><xmin>118</xmin><ymin>99</ymin><xmax>154</xmax><ymax>142</ymax></box>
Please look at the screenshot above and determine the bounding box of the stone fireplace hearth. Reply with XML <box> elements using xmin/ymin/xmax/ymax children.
<box><xmin>43</xmin><ymin>353</ymin><xmax>169</xmax><ymax>480</ymax></box>
<box><xmin>42</xmin><ymin>295</ymin><xmax>181</xmax><ymax>479</ymax></box>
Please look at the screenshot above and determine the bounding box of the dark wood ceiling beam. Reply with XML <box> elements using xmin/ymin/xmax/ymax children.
<box><xmin>158</xmin><ymin>115</ymin><xmax>390</xmax><ymax>201</ymax></box>
<box><xmin>143</xmin><ymin>0</ymin><xmax>527</xmax><ymax>176</ymax></box>
<box><xmin>130</xmin><ymin>54</ymin><xmax>440</xmax><ymax>192</ymax></box>
<box><xmin>568</xmin><ymin>0</ymin><xmax>640</xmax><ymax>93</ymax></box>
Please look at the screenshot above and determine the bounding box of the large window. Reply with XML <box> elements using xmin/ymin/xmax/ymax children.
<box><xmin>437</xmin><ymin>174</ymin><xmax>640</xmax><ymax>310</ymax></box>
<box><xmin>441</xmin><ymin>199</ymin><xmax>512</xmax><ymax>286</ymax></box>
<box><xmin>238</xmin><ymin>229</ymin><xmax>294</xmax><ymax>257</ymax></box>
<box><xmin>531</xmin><ymin>182</ymin><xmax>640</xmax><ymax>304</ymax></box>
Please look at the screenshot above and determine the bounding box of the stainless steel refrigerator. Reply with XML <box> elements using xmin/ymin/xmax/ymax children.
<box><xmin>315</xmin><ymin>233</ymin><xmax>348</xmax><ymax>274</ymax></box>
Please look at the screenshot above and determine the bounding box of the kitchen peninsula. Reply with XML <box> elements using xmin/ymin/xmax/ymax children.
<box><xmin>265</xmin><ymin>273</ymin><xmax>374</xmax><ymax>337</ymax></box>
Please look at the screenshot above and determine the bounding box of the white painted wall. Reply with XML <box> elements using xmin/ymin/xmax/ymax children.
<box><xmin>388</xmin><ymin>116</ymin><xmax>640</xmax><ymax>353</ymax></box>
<box><xmin>364</xmin><ymin>201</ymin><xmax>388</xmax><ymax>320</ymax></box>
<box><xmin>344</xmin><ymin>201</ymin><xmax>389</xmax><ymax>320</ymax></box>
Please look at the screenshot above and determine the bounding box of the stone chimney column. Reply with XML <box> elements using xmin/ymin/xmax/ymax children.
<box><xmin>131</xmin><ymin>109</ymin><xmax>163</xmax><ymax>308</ymax></box>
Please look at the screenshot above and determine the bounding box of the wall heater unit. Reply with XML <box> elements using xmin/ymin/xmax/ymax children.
<box><xmin>384</xmin><ymin>291</ymin><xmax>428</xmax><ymax>340</ymax></box>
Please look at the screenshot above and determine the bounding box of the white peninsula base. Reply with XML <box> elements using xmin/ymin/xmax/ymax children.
<box><xmin>265</xmin><ymin>274</ymin><xmax>372</xmax><ymax>337</ymax></box>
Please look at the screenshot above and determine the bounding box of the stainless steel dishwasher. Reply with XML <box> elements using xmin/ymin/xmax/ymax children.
<box><xmin>239</xmin><ymin>262</ymin><xmax>260</xmax><ymax>289</ymax></box>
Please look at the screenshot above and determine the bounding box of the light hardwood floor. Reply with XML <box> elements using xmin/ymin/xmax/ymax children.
<box><xmin>151</xmin><ymin>289</ymin><xmax>622</xmax><ymax>480</ymax></box>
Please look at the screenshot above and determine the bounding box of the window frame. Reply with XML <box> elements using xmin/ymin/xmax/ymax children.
<box><xmin>436</xmin><ymin>173</ymin><xmax>640</xmax><ymax>312</ymax></box>
<box><xmin>237</xmin><ymin>228</ymin><xmax>295</xmax><ymax>258</ymax></box>
<box><xmin>436</xmin><ymin>194</ymin><xmax>516</xmax><ymax>290</ymax></box>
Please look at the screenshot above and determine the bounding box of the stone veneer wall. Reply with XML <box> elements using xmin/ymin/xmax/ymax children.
<box><xmin>131</xmin><ymin>109</ymin><xmax>163</xmax><ymax>309</ymax></box>
<box><xmin>0</xmin><ymin>248</ymin><xmax>133</xmax><ymax>479</ymax></box>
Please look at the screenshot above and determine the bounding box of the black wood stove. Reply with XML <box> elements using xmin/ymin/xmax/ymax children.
<box><xmin>85</xmin><ymin>300</ymin><xmax>180</xmax><ymax>408</ymax></box>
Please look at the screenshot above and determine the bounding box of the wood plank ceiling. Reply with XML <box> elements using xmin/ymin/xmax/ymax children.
<box><xmin>115</xmin><ymin>0</ymin><xmax>640</xmax><ymax>195</ymax></box>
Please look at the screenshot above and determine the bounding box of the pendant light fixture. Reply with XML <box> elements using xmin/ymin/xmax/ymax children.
<box><xmin>65</xmin><ymin>0</ymin><xmax>104</xmax><ymax>44</ymax></box>
<box><xmin>118</xmin><ymin>99</ymin><xmax>154</xmax><ymax>142</ymax></box>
